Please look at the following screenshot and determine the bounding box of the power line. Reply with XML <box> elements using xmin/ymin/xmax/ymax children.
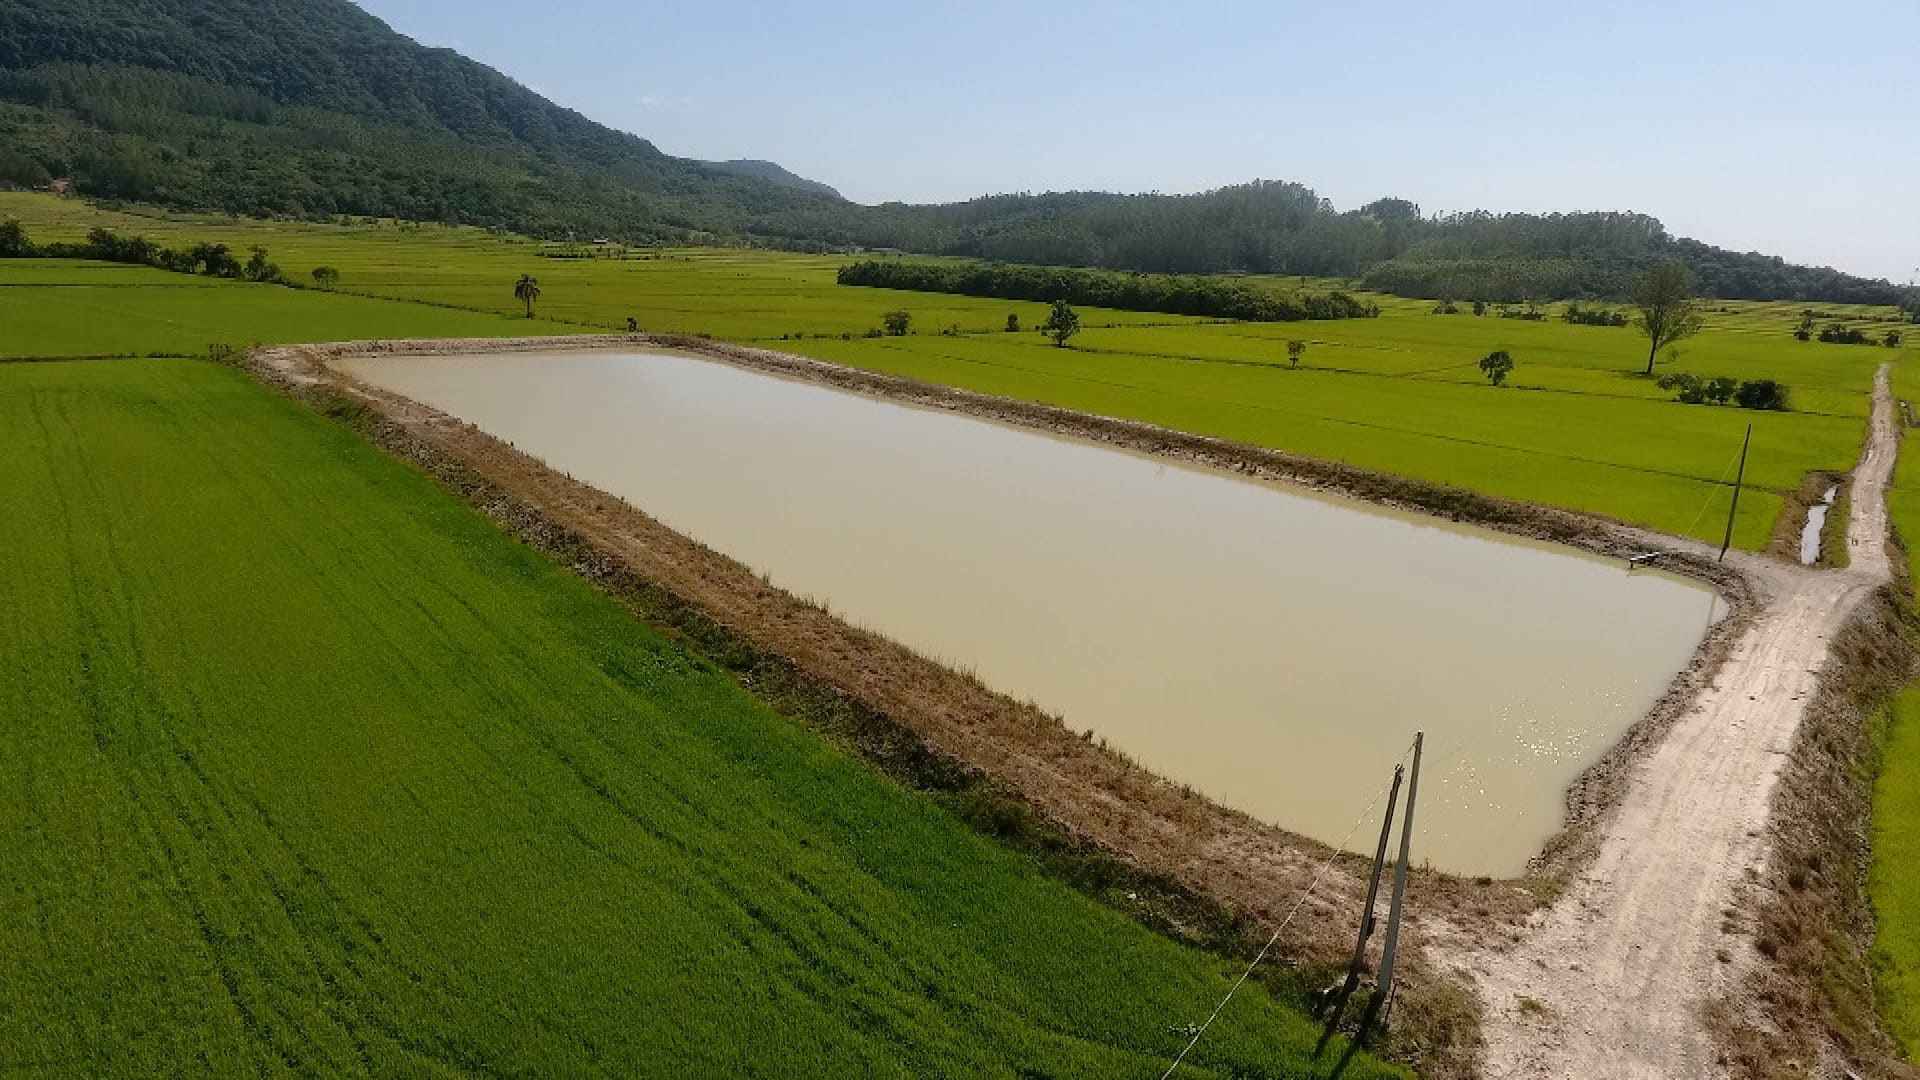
<box><xmin>1675</xmin><ymin>439</ymin><xmax>1747</xmax><ymax>542</ymax></box>
<box><xmin>1159</xmin><ymin>739</ymin><xmax>1416</xmax><ymax>1079</ymax></box>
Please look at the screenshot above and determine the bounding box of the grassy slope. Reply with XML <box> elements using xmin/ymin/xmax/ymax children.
<box><xmin>3</xmin><ymin>192</ymin><xmax>1901</xmax><ymax>551</ymax></box>
<box><xmin>1873</xmin><ymin>690</ymin><xmax>1920</xmax><ymax>1059</ymax></box>
<box><xmin>0</xmin><ymin>358</ymin><xmax>1396</xmax><ymax>1078</ymax></box>
<box><xmin>1870</xmin><ymin>360</ymin><xmax>1920</xmax><ymax>1060</ymax></box>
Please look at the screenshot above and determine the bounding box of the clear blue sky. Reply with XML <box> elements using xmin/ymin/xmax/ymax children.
<box><xmin>362</xmin><ymin>0</ymin><xmax>1917</xmax><ymax>282</ymax></box>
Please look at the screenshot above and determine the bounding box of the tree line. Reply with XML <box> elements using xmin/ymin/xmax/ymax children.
<box><xmin>836</xmin><ymin>260</ymin><xmax>1380</xmax><ymax>322</ymax></box>
<box><xmin>1</xmin><ymin>220</ymin><xmax>285</xmax><ymax>281</ymax></box>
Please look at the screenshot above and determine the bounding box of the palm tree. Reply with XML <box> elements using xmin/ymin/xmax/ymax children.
<box><xmin>513</xmin><ymin>274</ymin><xmax>542</xmax><ymax>318</ymax></box>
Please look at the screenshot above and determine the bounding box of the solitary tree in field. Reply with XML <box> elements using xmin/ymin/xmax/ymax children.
<box><xmin>1005</xmin><ymin>313</ymin><xmax>1020</xmax><ymax>333</ymax></box>
<box><xmin>514</xmin><ymin>274</ymin><xmax>542</xmax><ymax>318</ymax></box>
<box><xmin>882</xmin><ymin>310</ymin><xmax>912</xmax><ymax>336</ymax></box>
<box><xmin>244</xmin><ymin>246</ymin><xmax>278</xmax><ymax>283</ymax></box>
<box><xmin>1286</xmin><ymin>339</ymin><xmax>1307</xmax><ymax>368</ymax></box>
<box><xmin>1479</xmin><ymin>350</ymin><xmax>1515</xmax><ymax>386</ymax></box>
<box><xmin>1041</xmin><ymin>300</ymin><xmax>1080</xmax><ymax>348</ymax></box>
<box><xmin>311</xmin><ymin>266</ymin><xmax>340</xmax><ymax>290</ymax></box>
<box><xmin>1630</xmin><ymin>262</ymin><xmax>1703</xmax><ymax>375</ymax></box>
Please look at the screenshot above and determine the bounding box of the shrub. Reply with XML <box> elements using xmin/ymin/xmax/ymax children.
<box><xmin>1005</xmin><ymin>313</ymin><xmax>1020</xmax><ymax>333</ymax></box>
<box><xmin>1040</xmin><ymin>300</ymin><xmax>1081</xmax><ymax>348</ymax></box>
<box><xmin>1704</xmin><ymin>376</ymin><xmax>1738</xmax><ymax>404</ymax></box>
<box><xmin>1657</xmin><ymin>372</ymin><xmax>1708</xmax><ymax>404</ymax></box>
<box><xmin>1735</xmin><ymin>379</ymin><xmax>1790</xmax><ymax>411</ymax></box>
<box><xmin>1817</xmin><ymin>323</ymin><xmax>1872</xmax><ymax>345</ymax></box>
<box><xmin>0</xmin><ymin>219</ymin><xmax>30</xmax><ymax>257</ymax></box>
<box><xmin>882</xmin><ymin>310</ymin><xmax>911</xmax><ymax>336</ymax></box>
<box><xmin>1563</xmin><ymin>302</ymin><xmax>1629</xmax><ymax>327</ymax></box>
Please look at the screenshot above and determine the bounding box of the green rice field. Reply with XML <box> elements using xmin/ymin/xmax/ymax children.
<box><xmin>0</xmin><ymin>357</ymin><xmax>1396</xmax><ymax>1078</ymax></box>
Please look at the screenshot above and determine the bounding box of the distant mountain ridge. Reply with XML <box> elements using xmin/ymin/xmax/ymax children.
<box><xmin>0</xmin><ymin>0</ymin><xmax>1907</xmax><ymax>306</ymax></box>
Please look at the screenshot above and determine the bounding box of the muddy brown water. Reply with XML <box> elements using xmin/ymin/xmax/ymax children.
<box><xmin>341</xmin><ymin>348</ymin><xmax>1723</xmax><ymax>877</ymax></box>
<box><xmin>1800</xmin><ymin>485</ymin><xmax>1838</xmax><ymax>565</ymax></box>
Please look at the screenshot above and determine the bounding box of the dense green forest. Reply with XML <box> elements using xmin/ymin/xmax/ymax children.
<box><xmin>837</xmin><ymin>259</ymin><xmax>1378</xmax><ymax>321</ymax></box>
<box><xmin>0</xmin><ymin>0</ymin><xmax>1910</xmax><ymax>307</ymax></box>
<box><xmin>0</xmin><ymin>0</ymin><xmax>844</xmax><ymax>240</ymax></box>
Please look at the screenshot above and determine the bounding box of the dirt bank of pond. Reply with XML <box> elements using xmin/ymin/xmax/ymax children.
<box><xmin>255</xmin><ymin>335</ymin><xmax>1871</xmax><ymax>1078</ymax></box>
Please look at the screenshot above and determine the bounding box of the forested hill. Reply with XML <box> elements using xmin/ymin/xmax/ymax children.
<box><xmin>825</xmin><ymin>187</ymin><xmax>1909</xmax><ymax>306</ymax></box>
<box><xmin>0</xmin><ymin>0</ymin><xmax>1906</xmax><ymax>306</ymax></box>
<box><xmin>700</xmin><ymin>160</ymin><xmax>842</xmax><ymax>200</ymax></box>
<box><xmin>0</xmin><ymin>0</ymin><xmax>849</xmax><ymax>239</ymax></box>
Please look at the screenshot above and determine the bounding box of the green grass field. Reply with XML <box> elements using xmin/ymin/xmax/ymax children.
<box><xmin>4</xmin><ymin>191</ymin><xmax>1909</xmax><ymax>550</ymax></box>
<box><xmin>0</xmin><ymin>357</ymin><xmax>1396</xmax><ymax>1078</ymax></box>
<box><xmin>1872</xmin><ymin>687</ymin><xmax>1920</xmax><ymax>1060</ymax></box>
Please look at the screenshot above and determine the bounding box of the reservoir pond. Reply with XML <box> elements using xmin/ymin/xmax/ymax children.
<box><xmin>341</xmin><ymin>348</ymin><xmax>1723</xmax><ymax>876</ymax></box>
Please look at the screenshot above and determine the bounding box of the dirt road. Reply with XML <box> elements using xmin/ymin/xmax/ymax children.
<box><xmin>1456</xmin><ymin>365</ymin><xmax>1898</xmax><ymax>1078</ymax></box>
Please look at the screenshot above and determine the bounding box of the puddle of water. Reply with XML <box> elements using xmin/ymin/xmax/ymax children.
<box><xmin>342</xmin><ymin>349</ymin><xmax>1723</xmax><ymax>877</ymax></box>
<box><xmin>1800</xmin><ymin>485</ymin><xmax>1839</xmax><ymax>565</ymax></box>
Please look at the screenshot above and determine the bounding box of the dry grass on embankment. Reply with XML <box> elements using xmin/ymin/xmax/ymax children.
<box><xmin>252</xmin><ymin>335</ymin><xmax>1767</xmax><ymax>1077</ymax></box>
<box><xmin>1710</xmin><ymin>591</ymin><xmax>1917</xmax><ymax>1080</ymax></box>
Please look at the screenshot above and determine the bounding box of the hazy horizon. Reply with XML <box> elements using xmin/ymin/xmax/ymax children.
<box><xmin>362</xmin><ymin>0</ymin><xmax>1917</xmax><ymax>284</ymax></box>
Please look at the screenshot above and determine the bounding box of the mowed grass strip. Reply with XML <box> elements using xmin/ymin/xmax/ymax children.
<box><xmin>0</xmin><ymin>260</ymin><xmax>582</xmax><ymax>358</ymax></box>
<box><xmin>779</xmin><ymin>330</ymin><xmax>1877</xmax><ymax>549</ymax></box>
<box><xmin>0</xmin><ymin>358</ymin><xmax>1396</xmax><ymax>1079</ymax></box>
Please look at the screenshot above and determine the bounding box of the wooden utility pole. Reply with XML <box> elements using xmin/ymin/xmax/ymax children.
<box><xmin>1719</xmin><ymin>424</ymin><xmax>1752</xmax><ymax>563</ymax></box>
<box><xmin>1317</xmin><ymin>763</ymin><xmax>1405</xmax><ymax>1051</ymax></box>
<box><xmin>1353</xmin><ymin>731</ymin><xmax>1422</xmax><ymax>1047</ymax></box>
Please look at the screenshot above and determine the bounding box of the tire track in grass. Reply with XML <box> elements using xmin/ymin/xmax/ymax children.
<box><xmin>50</xmin><ymin>390</ymin><xmax>325</xmax><ymax>1075</ymax></box>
